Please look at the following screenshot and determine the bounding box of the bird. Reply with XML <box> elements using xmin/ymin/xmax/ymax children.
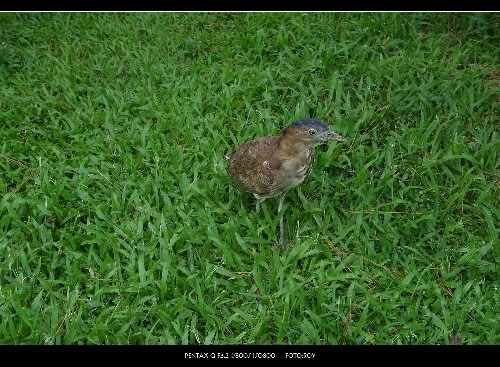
<box><xmin>226</xmin><ymin>118</ymin><xmax>346</xmax><ymax>249</ymax></box>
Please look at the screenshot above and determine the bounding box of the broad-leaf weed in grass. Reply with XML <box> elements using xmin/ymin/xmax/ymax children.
<box><xmin>0</xmin><ymin>13</ymin><xmax>498</xmax><ymax>344</ymax></box>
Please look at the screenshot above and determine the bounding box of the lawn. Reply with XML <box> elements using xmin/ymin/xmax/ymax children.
<box><xmin>0</xmin><ymin>12</ymin><xmax>498</xmax><ymax>345</ymax></box>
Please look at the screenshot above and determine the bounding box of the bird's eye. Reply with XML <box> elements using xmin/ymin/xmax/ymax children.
<box><xmin>308</xmin><ymin>129</ymin><xmax>317</xmax><ymax>136</ymax></box>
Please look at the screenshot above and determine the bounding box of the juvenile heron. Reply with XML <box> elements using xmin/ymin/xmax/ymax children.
<box><xmin>226</xmin><ymin>118</ymin><xmax>346</xmax><ymax>249</ymax></box>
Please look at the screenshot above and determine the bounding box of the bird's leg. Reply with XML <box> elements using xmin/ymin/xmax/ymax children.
<box><xmin>278</xmin><ymin>194</ymin><xmax>286</xmax><ymax>249</ymax></box>
<box><xmin>254</xmin><ymin>194</ymin><xmax>264</xmax><ymax>212</ymax></box>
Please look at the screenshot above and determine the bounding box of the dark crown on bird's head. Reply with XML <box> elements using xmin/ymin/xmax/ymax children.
<box><xmin>281</xmin><ymin>118</ymin><xmax>329</xmax><ymax>135</ymax></box>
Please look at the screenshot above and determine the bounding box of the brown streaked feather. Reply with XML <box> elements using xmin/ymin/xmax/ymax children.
<box><xmin>227</xmin><ymin>137</ymin><xmax>281</xmax><ymax>196</ymax></box>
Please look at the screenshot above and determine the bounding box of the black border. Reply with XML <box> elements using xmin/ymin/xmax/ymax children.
<box><xmin>1</xmin><ymin>1</ymin><xmax>499</xmax><ymax>11</ymax></box>
<box><xmin>0</xmin><ymin>344</ymin><xmax>495</xmax><ymax>361</ymax></box>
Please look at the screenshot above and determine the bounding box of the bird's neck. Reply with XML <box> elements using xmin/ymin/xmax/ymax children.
<box><xmin>278</xmin><ymin>138</ymin><xmax>312</xmax><ymax>158</ymax></box>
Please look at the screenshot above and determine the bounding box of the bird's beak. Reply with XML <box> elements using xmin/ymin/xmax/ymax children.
<box><xmin>321</xmin><ymin>131</ymin><xmax>346</xmax><ymax>142</ymax></box>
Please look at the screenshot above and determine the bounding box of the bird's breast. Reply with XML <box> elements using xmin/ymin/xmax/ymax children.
<box><xmin>278</xmin><ymin>148</ymin><xmax>314</xmax><ymax>189</ymax></box>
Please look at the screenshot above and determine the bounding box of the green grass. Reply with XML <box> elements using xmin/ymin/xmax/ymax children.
<box><xmin>0</xmin><ymin>12</ymin><xmax>498</xmax><ymax>345</ymax></box>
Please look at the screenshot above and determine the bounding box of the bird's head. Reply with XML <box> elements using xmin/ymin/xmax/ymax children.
<box><xmin>280</xmin><ymin>118</ymin><xmax>346</xmax><ymax>146</ymax></box>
